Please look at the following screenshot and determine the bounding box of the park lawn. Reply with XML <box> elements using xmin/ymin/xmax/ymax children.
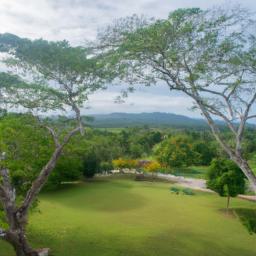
<box><xmin>171</xmin><ymin>165</ymin><xmax>209</xmax><ymax>179</ymax></box>
<box><xmin>1</xmin><ymin>177</ymin><xmax>256</xmax><ymax>256</ymax></box>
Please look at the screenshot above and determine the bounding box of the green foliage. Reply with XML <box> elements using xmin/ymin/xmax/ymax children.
<box><xmin>192</xmin><ymin>141</ymin><xmax>217</xmax><ymax>165</ymax></box>
<box><xmin>82</xmin><ymin>152</ymin><xmax>100</xmax><ymax>178</ymax></box>
<box><xmin>99</xmin><ymin>162</ymin><xmax>113</xmax><ymax>172</ymax></box>
<box><xmin>155</xmin><ymin>135</ymin><xmax>199</xmax><ymax>167</ymax></box>
<box><xmin>170</xmin><ymin>187</ymin><xmax>180</xmax><ymax>194</ymax></box>
<box><xmin>169</xmin><ymin>187</ymin><xmax>195</xmax><ymax>195</ymax></box>
<box><xmin>207</xmin><ymin>159</ymin><xmax>246</xmax><ymax>199</ymax></box>
<box><xmin>0</xmin><ymin>114</ymin><xmax>53</xmax><ymax>194</ymax></box>
<box><xmin>182</xmin><ymin>188</ymin><xmax>195</xmax><ymax>196</ymax></box>
<box><xmin>0</xmin><ymin>72</ymin><xmax>63</xmax><ymax>111</ymax></box>
<box><xmin>112</xmin><ymin>158</ymin><xmax>138</xmax><ymax>169</ymax></box>
<box><xmin>0</xmin><ymin>114</ymin><xmax>84</xmax><ymax>192</ymax></box>
<box><xmin>99</xmin><ymin>7</ymin><xmax>248</xmax><ymax>89</ymax></box>
<box><xmin>142</xmin><ymin>160</ymin><xmax>161</xmax><ymax>173</ymax></box>
<box><xmin>235</xmin><ymin>208</ymin><xmax>256</xmax><ymax>235</ymax></box>
<box><xmin>0</xmin><ymin>33</ymin><xmax>110</xmax><ymax>119</ymax></box>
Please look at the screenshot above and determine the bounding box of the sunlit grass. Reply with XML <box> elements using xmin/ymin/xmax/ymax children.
<box><xmin>1</xmin><ymin>177</ymin><xmax>256</xmax><ymax>256</ymax></box>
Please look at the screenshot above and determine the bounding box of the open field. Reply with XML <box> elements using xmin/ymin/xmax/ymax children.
<box><xmin>1</xmin><ymin>177</ymin><xmax>256</xmax><ymax>256</ymax></box>
<box><xmin>171</xmin><ymin>166</ymin><xmax>209</xmax><ymax>179</ymax></box>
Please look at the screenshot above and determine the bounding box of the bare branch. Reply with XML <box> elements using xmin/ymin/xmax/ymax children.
<box><xmin>201</xmin><ymin>101</ymin><xmax>237</xmax><ymax>135</ymax></box>
<box><xmin>200</xmin><ymin>88</ymin><xmax>235</xmax><ymax>119</ymax></box>
<box><xmin>236</xmin><ymin>92</ymin><xmax>256</xmax><ymax>154</ymax></box>
<box><xmin>62</xmin><ymin>127</ymin><xmax>81</xmax><ymax>145</ymax></box>
<box><xmin>195</xmin><ymin>99</ymin><xmax>236</xmax><ymax>157</ymax></box>
<box><xmin>45</xmin><ymin>126</ymin><xmax>61</xmax><ymax>148</ymax></box>
<box><xmin>247</xmin><ymin>114</ymin><xmax>256</xmax><ymax>120</ymax></box>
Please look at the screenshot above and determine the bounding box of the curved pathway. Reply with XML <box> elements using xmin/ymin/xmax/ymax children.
<box><xmin>154</xmin><ymin>173</ymin><xmax>256</xmax><ymax>202</ymax></box>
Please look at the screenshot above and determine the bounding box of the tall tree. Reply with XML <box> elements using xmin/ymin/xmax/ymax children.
<box><xmin>155</xmin><ymin>135</ymin><xmax>198</xmax><ymax>167</ymax></box>
<box><xmin>0</xmin><ymin>34</ymin><xmax>107</xmax><ymax>256</ymax></box>
<box><xmin>97</xmin><ymin>7</ymin><xmax>256</xmax><ymax>192</ymax></box>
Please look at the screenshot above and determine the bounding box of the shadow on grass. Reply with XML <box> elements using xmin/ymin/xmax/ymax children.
<box><xmin>145</xmin><ymin>228</ymin><xmax>256</xmax><ymax>256</ymax></box>
<box><xmin>42</xmin><ymin>176</ymin><xmax>134</xmax><ymax>196</ymax></box>
<box><xmin>234</xmin><ymin>208</ymin><xmax>256</xmax><ymax>235</ymax></box>
<box><xmin>85</xmin><ymin>189</ymin><xmax>146</xmax><ymax>212</ymax></box>
<box><xmin>41</xmin><ymin>178</ymin><xmax>146</xmax><ymax>212</ymax></box>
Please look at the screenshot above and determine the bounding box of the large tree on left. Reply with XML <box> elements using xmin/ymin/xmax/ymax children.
<box><xmin>0</xmin><ymin>33</ymin><xmax>106</xmax><ymax>256</ymax></box>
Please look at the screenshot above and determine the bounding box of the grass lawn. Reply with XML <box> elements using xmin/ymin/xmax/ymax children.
<box><xmin>1</xmin><ymin>177</ymin><xmax>256</xmax><ymax>256</ymax></box>
<box><xmin>171</xmin><ymin>166</ymin><xmax>209</xmax><ymax>179</ymax></box>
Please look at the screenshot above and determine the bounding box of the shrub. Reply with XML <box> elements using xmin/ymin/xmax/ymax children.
<box><xmin>182</xmin><ymin>188</ymin><xmax>195</xmax><ymax>196</ymax></box>
<box><xmin>170</xmin><ymin>187</ymin><xmax>180</xmax><ymax>194</ymax></box>
<box><xmin>207</xmin><ymin>158</ymin><xmax>246</xmax><ymax>209</ymax></box>
<box><xmin>82</xmin><ymin>153</ymin><xmax>100</xmax><ymax>178</ymax></box>
<box><xmin>143</xmin><ymin>160</ymin><xmax>161</xmax><ymax>173</ymax></box>
<box><xmin>99</xmin><ymin>161</ymin><xmax>113</xmax><ymax>172</ymax></box>
<box><xmin>112</xmin><ymin>158</ymin><xmax>138</xmax><ymax>169</ymax></box>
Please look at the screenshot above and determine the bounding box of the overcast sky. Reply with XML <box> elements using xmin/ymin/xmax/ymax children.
<box><xmin>1</xmin><ymin>0</ymin><xmax>256</xmax><ymax>117</ymax></box>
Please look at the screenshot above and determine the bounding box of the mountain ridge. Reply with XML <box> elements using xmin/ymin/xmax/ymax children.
<box><xmin>85</xmin><ymin>112</ymin><xmax>209</xmax><ymax>128</ymax></box>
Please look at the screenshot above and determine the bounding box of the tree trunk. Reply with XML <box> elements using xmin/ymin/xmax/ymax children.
<box><xmin>5</xmin><ymin>228</ymin><xmax>40</xmax><ymax>256</ymax></box>
<box><xmin>239</xmin><ymin>164</ymin><xmax>256</xmax><ymax>192</ymax></box>
<box><xmin>226</xmin><ymin>195</ymin><xmax>230</xmax><ymax>211</ymax></box>
<box><xmin>233</xmin><ymin>157</ymin><xmax>256</xmax><ymax>193</ymax></box>
<box><xmin>195</xmin><ymin>100</ymin><xmax>256</xmax><ymax>194</ymax></box>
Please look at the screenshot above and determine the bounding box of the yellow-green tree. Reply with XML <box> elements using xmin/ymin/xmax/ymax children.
<box><xmin>143</xmin><ymin>160</ymin><xmax>161</xmax><ymax>180</ymax></box>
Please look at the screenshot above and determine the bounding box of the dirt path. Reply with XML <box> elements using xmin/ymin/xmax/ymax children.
<box><xmin>155</xmin><ymin>173</ymin><xmax>256</xmax><ymax>202</ymax></box>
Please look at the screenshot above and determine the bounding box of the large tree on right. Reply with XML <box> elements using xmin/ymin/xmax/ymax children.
<box><xmin>98</xmin><ymin>7</ymin><xmax>256</xmax><ymax>192</ymax></box>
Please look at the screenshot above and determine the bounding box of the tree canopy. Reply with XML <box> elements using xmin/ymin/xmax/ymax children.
<box><xmin>97</xmin><ymin>7</ymin><xmax>256</xmax><ymax>191</ymax></box>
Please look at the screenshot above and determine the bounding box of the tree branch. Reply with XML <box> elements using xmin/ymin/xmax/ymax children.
<box><xmin>200</xmin><ymin>87</ymin><xmax>235</xmax><ymax>119</ymax></box>
<box><xmin>17</xmin><ymin>126</ymin><xmax>80</xmax><ymax>216</ymax></box>
<box><xmin>0</xmin><ymin>168</ymin><xmax>15</xmax><ymax>204</ymax></box>
<box><xmin>45</xmin><ymin>126</ymin><xmax>60</xmax><ymax>148</ymax></box>
<box><xmin>62</xmin><ymin>83</ymin><xmax>85</xmax><ymax>136</ymax></box>
<box><xmin>0</xmin><ymin>168</ymin><xmax>17</xmax><ymax>229</ymax></box>
<box><xmin>247</xmin><ymin>114</ymin><xmax>256</xmax><ymax>120</ymax></box>
<box><xmin>0</xmin><ymin>184</ymin><xmax>5</xmax><ymax>198</ymax></box>
<box><xmin>195</xmin><ymin>99</ymin><xmax>236</xmax><ymax>157</ymax></box>
<box><xmin>201</xmin><ymin>101</ymin><xmax>237</xmax><ymax>135</ymax></box>
<box><xmin>62</xmin><ymin>127</ymin><xmax>81</xmax><ymax>145</ymax></box>
<box><xmin>236</xmin><ymin>91</ymin><xmax>256</xmax><ymax>154</ymax></box>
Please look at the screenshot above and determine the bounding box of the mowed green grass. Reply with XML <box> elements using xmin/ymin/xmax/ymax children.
<box><xmin>171</xmin><ymin>166</ymin><xmax>209</xmax><ymax>179</ymax></box>
<box><xmin>1</xmin><ymin>177</ymin><xmax>256</xmax><ymax>256</ymax></box>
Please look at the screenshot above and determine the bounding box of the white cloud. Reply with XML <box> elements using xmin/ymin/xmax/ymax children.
<box><xmin>0</xmin><ymin>0</ymin><xmax>255</xmax><ymax>44</ymax></box>
<box><xmin>0</xmin><ymin>0</ymin><xmax>255</xmax><ymax>117</ymax></box>
<box><xmin>84</xmin><ymin>86</ymin><xmax>197</xmax><ymax>117</ymax></box>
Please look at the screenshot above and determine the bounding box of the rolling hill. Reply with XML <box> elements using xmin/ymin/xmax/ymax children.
<box><xmin>85</xmin><ymin>112</ymin><xmax>209</xmax><ymax>128</ymax></box>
